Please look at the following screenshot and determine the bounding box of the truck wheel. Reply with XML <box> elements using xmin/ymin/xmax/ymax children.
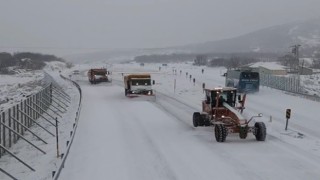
<box><xmin>254</xmin><ymin>122</ymin><xmax>266</xmax><ymax>141</ymax></box>
<box><xmin>215</xmin><ymin>124</ymin><xmax>227</xmax><ymax>142</ymax></box>
<box><xmin>193</xmin><ymin>112</ymin><xmax>201</xmax><ymax>127</ymax></box>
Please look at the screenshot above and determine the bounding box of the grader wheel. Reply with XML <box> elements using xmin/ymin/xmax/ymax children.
<box><xmin>255</xmin><ymin>122</ymin><xmax>266</xmax><ymax>141</ymax></box>
<box><xmin>193</xmin><ymin>112</ymin><xmax>201</xmax><ymax>127</ymax></box>
<box><xmin>214</xmin><ymin>124</ymin><xmax>227</xmax><ymax>142</ymax></box>
<box><xmin>239</xmin><ymin>126</ymin><xmax>248</xmax><ymax>139</ymax></box>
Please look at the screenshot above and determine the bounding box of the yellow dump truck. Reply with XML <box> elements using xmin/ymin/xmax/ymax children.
<box><xmin>124</xmin><ymin>74</ymin><xmax>154</xmax><ymax>96</ymax></box>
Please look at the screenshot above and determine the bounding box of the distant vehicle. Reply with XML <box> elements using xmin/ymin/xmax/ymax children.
<box><xmin>87</xmin><ymin>68</ymin><xmax>111</xmax><ymax>84</ymax></box>
<box><xmin>73</xmin><ymin>70</ymin><xmax>80</xmax><ymax>75</ymax></box>
<box><xmin>193</xmin><ymin>87</ymin><xmax>266</xmax><ymax>142</ymax></box>
<box><xmin>162</xmin><ymin>63</ymin><xmax>167</xmax><ymax>66</ymax></box>
<box><xmin>124</xmin><ymin>74</ymin><xmax>155</xmax><ymax>97</ymax></box>
<box><xmin>140</xmin><ymin>63</ymin><xmax>145</xmax><ymax>66</ymax></box>
<box><xmin>225</xmin><ymin>69</ymin><xmax>260</xmax><ymax>93</ymax></box>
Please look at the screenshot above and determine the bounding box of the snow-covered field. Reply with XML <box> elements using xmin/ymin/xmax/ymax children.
<box><xmin>0</xmin><ymin>70</ymin><xmax>44</xmax><ymax>111</ymax></box>
<box><xmin>1</xmin><ymin>61</ymin><xmax>320</xmax><ymax>180</ymax></box>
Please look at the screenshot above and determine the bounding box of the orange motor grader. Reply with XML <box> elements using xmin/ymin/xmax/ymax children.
<box><xmin>193</xmin><ymin>87</ymin><xmax>266</xmax><ymax>142</ymax></box>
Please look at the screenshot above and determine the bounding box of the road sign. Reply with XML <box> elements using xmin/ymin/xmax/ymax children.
<box><xmin>285</xmin><ymin>109</ymin><xmax>291</xmax><ymax>131</ymax></box>
<box><xmin>286</xmin><ymin>109</ymin><xmax>291</xmax><ymax>119</ymax></box>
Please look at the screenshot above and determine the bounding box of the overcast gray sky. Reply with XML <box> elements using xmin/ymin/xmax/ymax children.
<box><xmin>1</xmin><ymin>0</ymin><xmax>320</xmax><ymax>55</ymax></box>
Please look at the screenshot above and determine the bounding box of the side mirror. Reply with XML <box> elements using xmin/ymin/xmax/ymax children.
<box><xmin>152</xmin><ymin>80</ymin><xmax>155</xmax><ymax>85</ymax></box>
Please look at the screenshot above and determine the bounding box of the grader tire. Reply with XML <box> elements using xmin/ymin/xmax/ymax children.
<box><xmin>215</xmin><ymin>124</ymin><xmax>227</xmax><ymax>142</ymax></box>
<box><xmin>239</xmin><ymin>126</ymin><xmax>248</xmax><ymax>139</ymax></box>
<box><xmin>193</xmin><ymin>112</ymin><xmax>201</xmax><ymax>127</ymax></box>
<box><xmin>255</xmin><ymin>122</ymin><xmax>266</xmax><ymax>141</ymax></box>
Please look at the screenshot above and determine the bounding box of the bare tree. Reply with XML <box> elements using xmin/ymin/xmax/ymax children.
<box><xmin>194</xmin><ymin>55</ymin><xmax>208</xmax><ymax>66</ymax></box>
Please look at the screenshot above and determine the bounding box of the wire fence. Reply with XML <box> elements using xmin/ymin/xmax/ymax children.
<box><xmin>260</xmin><ymin>74</ymin><xmax>301</xmax><ymax>93</ymax></box>
<box><xmin>260</xmin><ymin>73</ymin><xmax>320</xmax><ymax>101</ymax></box>
<box><xmin>0</xmin><ymin>73</ymin><xmax>71</xmax><ymax>180</ymax></box>
<box><xmin>0</xmin><ymin>84</ymin><xmax>53</xmax><ymax>156</ymax></box>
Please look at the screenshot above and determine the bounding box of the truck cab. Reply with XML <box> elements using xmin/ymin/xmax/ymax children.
<box><xmin>87</xmin><ymin>68</ymin><xmax>110</xmax><ymax>84</ymax></box>
<box><xmin>124</xmin><ymin>74</ymin><xmax>154</xmax><ymax>96</ymax></box>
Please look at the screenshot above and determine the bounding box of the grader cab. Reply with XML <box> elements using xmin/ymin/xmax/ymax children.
<box><xmin>193</xmin><ymin>87</ymin><xmax>266</xmax><ymax>142</ymax></box>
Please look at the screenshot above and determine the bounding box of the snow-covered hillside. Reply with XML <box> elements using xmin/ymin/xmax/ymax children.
<box><xmin>180</xmin><ymin>18</ymin><xmax>320</xmax><ymax>55</ymax></box>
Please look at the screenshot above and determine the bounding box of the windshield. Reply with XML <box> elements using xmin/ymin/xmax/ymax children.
<box><xmin>211</xmin><ymin>90</ymin><xmax>236</xmax><ymax>107</ymax></box>
<box><xmin>131</xmin><ymin>79</ymin><xmax>151</xmax><ymax>86</ymax></box>
<box><xmin>241</xmin><ymin>72</ymin><xmax>259</xmax><ymax>79</ymax></box>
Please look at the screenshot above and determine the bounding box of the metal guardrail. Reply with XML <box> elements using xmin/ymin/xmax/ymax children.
<box><xmin>0</xmin><ymin>73</ymin><xmax>71</xmax><ymax>180</ymax></box>
<box><xmin>52</xmin><ymin>74</ymin><xmax>82</xmax><ymax>180</ymax></box>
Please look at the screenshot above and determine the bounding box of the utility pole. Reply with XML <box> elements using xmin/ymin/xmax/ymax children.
<box><xmin>290</xmin><ymin>44</ymin><xmax>301</xmax><ymax>71</ymax></box>
<box><xmin>291</xmin><ymin>44</ymin><xmax>301</xmax><ymax>91</ymax></box>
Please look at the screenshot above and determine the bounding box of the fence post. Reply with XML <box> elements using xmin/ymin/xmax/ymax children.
<box><xmin>49</xmin><ymin>85</ymin><xmax>52</xmax><ymax>104</ymax></box>
<box><xmin>9</xmin><ymin>109</ymin><xmax>12</xmax><ymax>147</ymax></box>
<box><xmin>0</xmin><ymin>114</ymin><xmax>2</xmax><ymax>157</ymax></box>
<box><xmin>27</xmin><ymin>98</ymin><xmax>31</xmax><ymax>127</ymax></box>
<box><xmin>20</xmin><ymin>101</ymin><xmax>25</xmax><ymax>135</ymax></box>
<box><xmin>2</xmin><ymin>112</ymin><xmax>5</xmax><ymax>150</ymax></box>
<box><xmin>17</xmin><ymin>104</ymin><xmax>20</xmax><ymax>139</ymax></box>
<box><xmin>13</xmin><ymin>106</ymin><xmax>17</xmax><ymax>143</ymax></box>
<box><xmin>56</xmin><ymin>117</ymin><xmax>59</xmax><ymax>158</ymax></box>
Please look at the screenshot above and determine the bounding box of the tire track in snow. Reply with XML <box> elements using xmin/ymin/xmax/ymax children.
<box><xmin>113</xmin><ymin>100</ymin><xmax>178</xmax><ymax>180</ymax></box>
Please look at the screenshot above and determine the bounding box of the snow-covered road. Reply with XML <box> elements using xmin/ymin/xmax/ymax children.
<box><xmin>59</xmin><ymin>80</ymin><xmax>320</xmax><ymax>180</ymax></box>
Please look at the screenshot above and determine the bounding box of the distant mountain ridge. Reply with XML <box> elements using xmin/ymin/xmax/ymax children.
<box><xmin>65</xmin><ymin>18</ymin><xmax>320</xmax><ymax>63</ymax></box>
<box><xmin>180</xmin><ymin>18</ymin><xmax>320</xmax><ymax>56</ymax></box>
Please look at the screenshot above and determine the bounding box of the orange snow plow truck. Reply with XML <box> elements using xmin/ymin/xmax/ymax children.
<box><xmin>87</xmin><ymin>68</ymin><xmax>110</xmax><ymax>84</ymax></box>
<box><xmin>124</xmin><ymin>74</ymin><xmax>155</xmax><ymax>97</ymax></box>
